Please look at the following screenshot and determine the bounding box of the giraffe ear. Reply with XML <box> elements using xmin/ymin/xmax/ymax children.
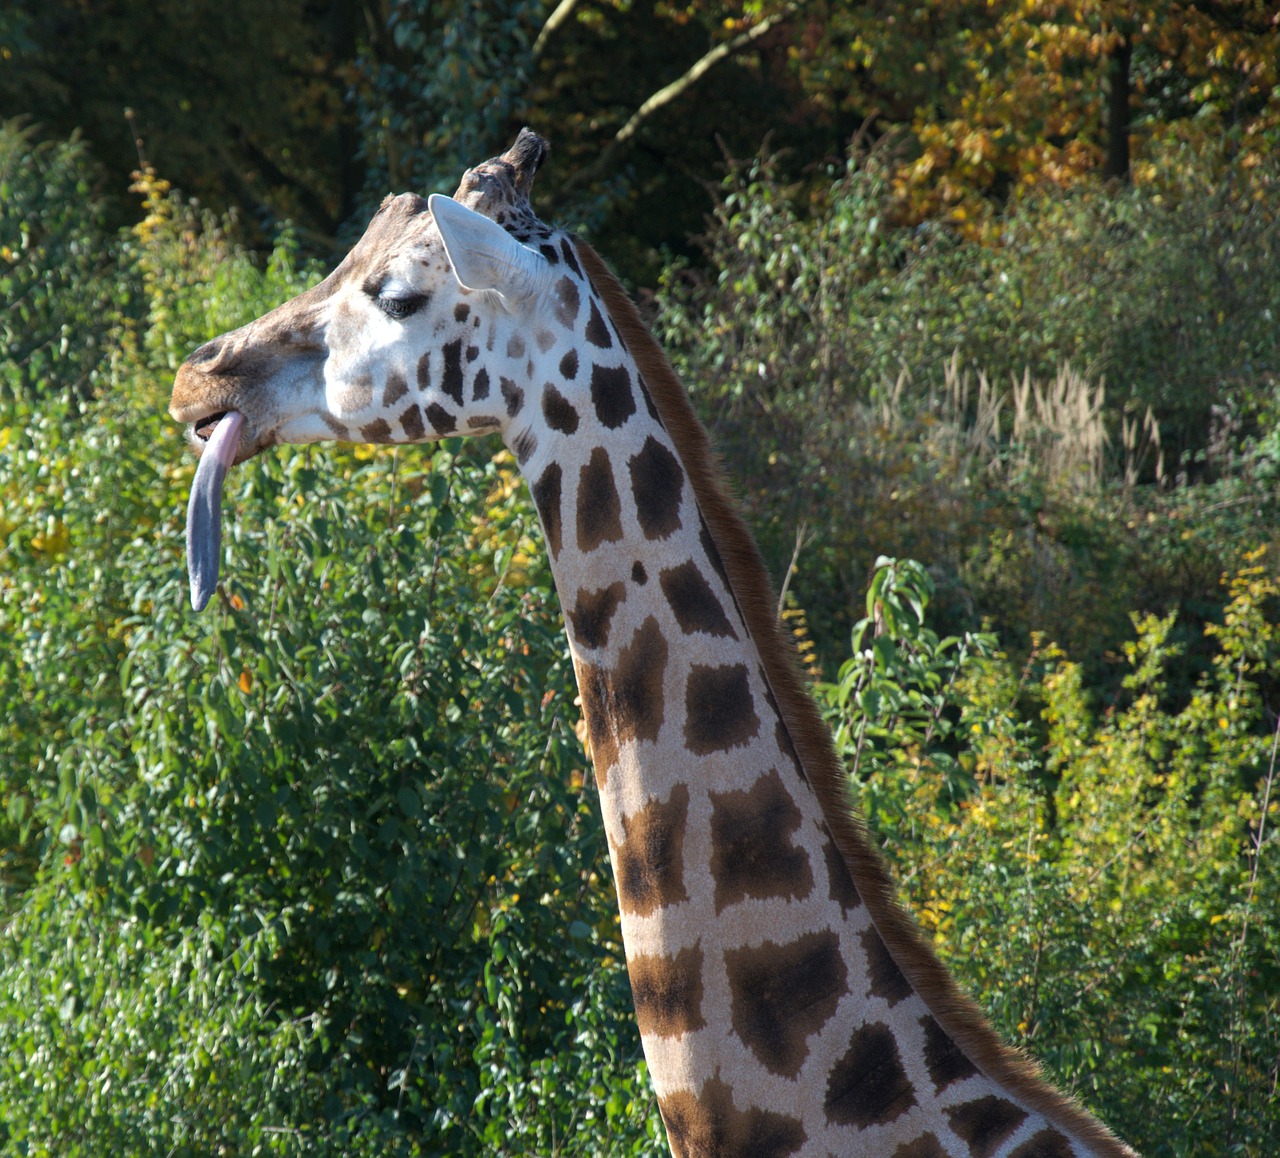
<box><xmin>429</xmin><ymin>194</ymin><xmax>550</xmax><ymax>306</ymax></box>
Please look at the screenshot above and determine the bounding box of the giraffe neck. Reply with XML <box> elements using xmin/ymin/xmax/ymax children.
<box><xmin>512</xmin><ymin>240</ymin><xmax>1134</xmax><ymax>1158</ymax></box>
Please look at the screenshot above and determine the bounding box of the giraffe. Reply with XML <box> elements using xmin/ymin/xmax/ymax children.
<box><xmin>169</xmin><ymin>131</ymin><xmax>1139</xmax><ymax>1158</ymax></box>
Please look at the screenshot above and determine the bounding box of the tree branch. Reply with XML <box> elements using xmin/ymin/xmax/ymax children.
<box><xmin>533</xmin><ymin>0</ymin><xmax>582</xmax><ymax>60</ymax></box>
<box><xmin>564</xmin><ymin>1</ymin><xmax>804</xmax><ymax>191</ymax></box>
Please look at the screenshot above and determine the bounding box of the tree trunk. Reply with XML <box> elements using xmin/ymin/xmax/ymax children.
<box><xmin>1104</xmin><ymin>34</ymin><xmax>1132</xmax><ymax>183</ymax></box>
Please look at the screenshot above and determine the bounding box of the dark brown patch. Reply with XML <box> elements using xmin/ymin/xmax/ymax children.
<box><xmin>632</xmin><ymin>561</ymin><xmax>647</xmax><ymax>585</ymax></box>
<box><xmin>699</xmin><ymin>520</ymin><xmax>731</xmax><ymax>594</ymax></box>
<box><xmin>659</xmin><ymin>1077</ymin><xmax>806</xmax><ymax>1158</ymax></box>
<box><xmin>585</xmin><ymin>297</ymin><xmax>612</xmax><ymax>347</ymax></box>
<box><xmin>500</xmin><ymin>376</ymin><xmax>524</xmax><ymax>417</ymax></box>
<box><xmin>824</xmin><ymin>1021</ymin><xmax>918</xmax><ymax>1128</ymax></box>
<box><xmin>513</xmin><ymin>428</ymin><xmax>537</xmax><ymax>465</ymax></box>
<box><xmin>539</xmin><ymin>242</ymin><xmax>559</xmax><ymax>264</ymax></box>
<box><xmin>506</xmin><ymin>333</ymin><xmax>526</xmax><ymax>359</ymax></box>
<box><xmin>560</xmin><ymin>238</ymin><xmax>583</xmax><ymax>277</ymax></box>
<box><xmin>776</xmin><ymin>723</ymin><xmax>802</xmax><ymax>777</ymax></box>
<box><xmin>441</xmin><ymin>337</ymin><xmax>464</xmax><ymax>405</ymax></box>
<box><xmin>472</xmin><ymin>366</ymin><xmax>490</xmax><ymax>400</ymax></box>
<box><xmin>553</xmin><ymin>275</ymin><xmax>580</xmax><ymax>328</ymax></box>
<box><xmin>612</xmin><ymin>616</ymin><xmax>668</xmax><ymax>744</ymax></box>
<box><xmin>629</xmin><ymin>435</ymin><xmax>684</xmax><ymax>540</ymax></box>
<box><xmin>466</xmin><ymin>414</ymin><xmax>501</xmax><ymax>431</ymax></box>
<box><xmin>636</xmin><ymin>370</ymin><xmax>662</xmax><ymax>424</ymax></box>
<box><xmin>535</xmin><ymin>328</ymin><xmax>556</xmax><ymax>353</ymax></box>
<box><xmin>862</xmin><ymin>927</ymin><xmax>912</xmax><ymax>1006</ymax></box>
<box><xmin>946</xmin><ymin>1096</ymin><xmax>1029</xmax><ymax>1158</ymax></box>
<box><xmin>578</xmin><ymin>617</ymin><xmax>669</xmax><ymax>787</ymax></box>
<box><xmin>659</xmin><ymin>560</ymin><xmax>737</xmax><ymax>638</ymax></box>
<box><xmin>559</xmin><ymin>348</ymin><xmax>579</xmax><ymax>379</ymax></box>
<box><xmin>453</xmin><ymin>301</ymin><xmax>470</xmax><ymax>322</ymax></box>
<box><xmin>759</xmin><ymin>677</ymin><xmax>807</xmax><ymax>785</ymax></box>
<box><xmin>531</xmin><ymin>462</ymin><xmax>562</xmax><ymax>559</ymax></box>
<box><xmin>725</xmin><ymin>931</ymin><xmax>847</xmax><ymax>1077</ymax></box>
<box><xmin>698</xmin><ymin>518</ymin><xmax>745</xmax><ymax>626</ymax></box>
<box><xmin>685</xmin><ymin>663</ymin><xmax>759</xmax><ymax>755</ymax></box>
<box><xmin>382</xmin><ymin>370</ymin><xmax>409</xmax><ymax>408</ymax></box>
<box><xmin>577</xmin><ymin>446</ymin><xmax>623</xmax><ymax>552</ymax></box>
<box><xmin>542</xmin><ymin>384</ymin><xmax>580</xmax><ymax>434</ymax></box>
<box><xmin>628</xmin><ymin>944</ymin><xmax>704</xmax><ymax>1039</ymax></box>
<box><xmin>321</xmin><ymin>411</ymin><xmax>350</xmax><ymax>438</ymax></box>
<box><xmin>466</xmin><ymin>344</ymin><xmax>479</xmax><ymax>362</ymax></box>
<box><xmin>416</xmin><ymin>350</ymin><xmax>431</xmax><ymax>390</ymax></box>
<box><xmin>891</xmin><ymin>1134</ymin><xmax>949</xmax><ymax>1158</ymax></box>
<box><xmin>1009</xmin><ymin>1129</ymin><xmax>1076</xmax><ymax>1158</ymax></box>
<box><xmin>399</xmin><ymin>404</ymin><xmax>425</xmax><ymax>441</ymax></box>
<box><xmin>360</xmin><ymin>417</ymin><xmax>391</xmax><ymax>441</ymax></box>
<box><xmin>567</xmin><ymin>581</ymin><xmax>626</xmax><ymax>650</ymax></box>
<box><xmin>822</xmin><ymin>836</ymin><xmax>863</xmax><ymax>913</ymax></box>
<box><xmin>921</xmin><ymin>1014</ymin><xmax>978</xmax><ymax>1094</ymax></box>
<box><xmin>577</xmin><ymin>657</ymin><xmax>617</xmax><ymax>777</ymax></box>
<box><xmin>424</xmin><ymin>403</ymin><xmax>455</xmax><ymax>435</ymax></box>
<box><xmin>709</xmin><ymin>769</ymin><xmax>813</xmax><ymax>913</ymax></box>
<box><xmin>590</xmin><ymin>363</ymin><xmax>636</xmax><ymax>429</ymax></box>
<box><xmin>612</xmin><ymin>783</ymin><xmax>690</xmax><ymax>918</ymax></box>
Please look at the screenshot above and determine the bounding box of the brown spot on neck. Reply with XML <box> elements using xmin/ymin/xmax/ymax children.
<box><xmin>724</xmin><ymin>931</ymin><xmax>847</xmax><ymax>1078</ymax></box>
<box><xmin>658</xmin><ymin>1077</ymin><xmax>806</xmax><ymax>1158</ymax></box>
<box><xmin>611</xmin><ymin>782</ymin><xmax>690</xmax><ymax>918</ymax></box>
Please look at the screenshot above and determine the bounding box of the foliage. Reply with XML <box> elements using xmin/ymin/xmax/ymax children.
<box><xmin>0</xmin><ymin>120</ymin><xmax>128</xmax><ymax>401</ymax></box>
<box><xmin>6</xmin><ymin>0</ymin><xmax>1280</xmax><ymax>281</ymax></box>
<box><xmin>5</xmin><ymin>70</ymin><xmax>1280</xmax><ymax>1148</ymax></box>
<box><xmin>0</xmin><ymin>174</ymin><xmax>664</xmax><ymax>1154</ymax></box>
<box><xmin>0</xmin><ymin>0</ymin><xmax>354</xmax><ymax>240</ymax></box>
<box><xmin>656</xmin><ymin>141</ymin><xmax>1280</xmax><ymax>677</ymax></box>
<box><xmin>352</xmin><ymin>0</ymin><xmax>546</xmax><ymax>201</ymax></box>
<box><xmin>825</xmin><ymin>556</ymin><xmax>1280</xmax><ymax>1155</ymax></box>
<box><xmin>821</xmin><ymin>556</ymin><xmax>996</xmax><ymax>790</ymax></box>
<box><xmin>799</xmin><ymin>0</ymin><xmax>1280</xmax><ymax>231</ymax></box>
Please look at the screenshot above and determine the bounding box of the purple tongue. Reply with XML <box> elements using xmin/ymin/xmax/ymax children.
<box><xmin>186</xmin><ymin>410</ymin><xmax>245</xmax><ymax>611</ymax></box>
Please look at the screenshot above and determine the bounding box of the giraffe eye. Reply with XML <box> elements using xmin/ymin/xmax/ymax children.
<box><xmin>376</xmin><ymin>292</ymin><xmax>427</xmax><ymax>320</ymax></box>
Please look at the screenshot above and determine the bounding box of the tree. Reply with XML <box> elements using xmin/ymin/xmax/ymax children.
<box><xmin>0</xmin><ymin>0</ymin><xmax>363</xmax><ymax>241</ymax></box>
<box><xmin>799</xmin><ymin>0</ymin><xmax>1280</xmax><ymax>233</ymax></box>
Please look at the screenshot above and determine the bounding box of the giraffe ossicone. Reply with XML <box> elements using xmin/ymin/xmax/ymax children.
<box><xmin>170</xmin><ymin>130</ymin><xmax>1139</xmax><ymax>1158</ymax></box>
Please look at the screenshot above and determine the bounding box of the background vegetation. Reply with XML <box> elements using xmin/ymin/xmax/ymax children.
<box><xmin>3</xmin><ymin>2</ymin><xmax>1279</xmax><ymax>1154</ymax></box>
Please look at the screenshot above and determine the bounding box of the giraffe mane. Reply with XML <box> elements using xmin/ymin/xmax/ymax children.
<box><xmin>570</xmin><ymin>236</ymin><xmax>1136</xmax><ymax>1157</ymax></box>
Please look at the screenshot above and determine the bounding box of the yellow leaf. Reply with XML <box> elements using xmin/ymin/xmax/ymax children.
<box><xmin>239</xmin><ymin>669</ymin><xmax>253</xmax><ymax>694</ymax></box>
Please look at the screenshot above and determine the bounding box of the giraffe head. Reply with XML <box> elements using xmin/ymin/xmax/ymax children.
<box><xmin>169</xmin><ymin>129</ymin><xmax>564</xmax><ymax>466</ymax></box>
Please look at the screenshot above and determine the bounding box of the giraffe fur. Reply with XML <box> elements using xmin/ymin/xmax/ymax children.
<box><xmin>169</xmin><ymin>130</ymin><xmax>1139</xmax><ymax>1158</ymax></box>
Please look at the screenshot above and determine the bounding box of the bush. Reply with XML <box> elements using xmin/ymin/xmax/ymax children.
<box><xmin>654</xmin><ymin>142</ymin><xmax>1280</xmax><ymax>683</ymax></box>
<box><xmin>1</xmin><ymin>170</ymin><xmax>664</xmax><ymax>1153</ymax></box>
<box><xmin>823</xmin><ymin>557</ymin><xmax>1280</xmax><ymax>1155</ymax></box>
<box><xmin>0</xmin><ymin>119</ymin><xmax>130</xmax><ymax>401</ymax></box>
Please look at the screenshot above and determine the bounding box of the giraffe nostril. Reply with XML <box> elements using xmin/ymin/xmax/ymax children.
<box><xmin>188</xmin><ymin>339</ymin><xmax>224</xmax><ymax>368</ymax></box>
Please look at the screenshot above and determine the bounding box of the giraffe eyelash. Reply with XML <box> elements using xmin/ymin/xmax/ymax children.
<box><xmin>375</xmin><ymin>292</ymin><xmax>428</xmax><ymax>321</ymax></box>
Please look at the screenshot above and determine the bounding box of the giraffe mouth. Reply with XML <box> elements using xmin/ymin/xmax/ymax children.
<box><xmin>193</xmin><ymin>410</ymin><xmax>232</xmax><ymax>442</ymax></box>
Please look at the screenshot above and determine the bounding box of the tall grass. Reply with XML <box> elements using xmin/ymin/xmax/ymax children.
<box><xmin>879</xmin><ymin>356</ymin><xmax>1164</xmax><ymax>492</ymax></box>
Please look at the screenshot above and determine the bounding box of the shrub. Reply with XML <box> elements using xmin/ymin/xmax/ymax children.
<box><xmin>654</xmin><ymin>142</ymin><xmax>1280</xmax><ymax>683</ymax></box>
<box><xmin>0</xmin><ymin>172</ymin><xmax>664</xmax><ymax>1154</ymax></box>
<box><xmin>0</xmin><ymin>119</ymin><xmax>130</xmax><ymax>400</ymax></box>
<box><xmin>823</xmin><ymin>556</ymin><xmax>1280</xmax><ymax>1155</ymax></box>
